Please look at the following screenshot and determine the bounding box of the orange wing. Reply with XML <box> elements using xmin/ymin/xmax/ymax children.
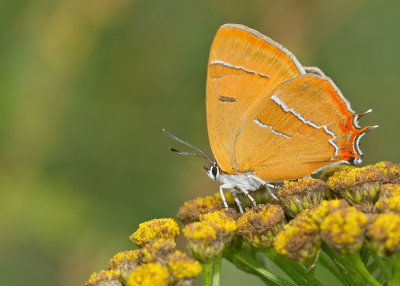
<box><xmin>234</xmin><ymin>74</ymin><xmax>375</xmax><ymax>181</ymax></box>
<box><xmin>206</xmin><ymin>24</ymin><xmax>305</xmax><ymax>174</ymax></box>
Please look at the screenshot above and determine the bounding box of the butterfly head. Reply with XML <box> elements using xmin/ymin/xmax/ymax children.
<box><xmin>203</xmin><ymin>162</ymin><xmax>220</xmax><ymax>181</ymax></box>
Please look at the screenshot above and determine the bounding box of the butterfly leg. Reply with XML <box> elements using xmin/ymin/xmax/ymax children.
<box><xmin>219</xmin><ymin>183</ymin><xmax>235</xmax><ymax>211</ymax></box>
<box><xmin>230</xmin><ymin>190</ymin><xmax>244</xmax><ymax>213</ymax></box>
<box><xmin>249</xmin><ymin>175</ymin><xmax>279</xmax><ymax>201</ymax></box>
<box><xmin>236</xmin><ymin>184</ymin><xmax>257</xmax><ymax>207</ymax></box>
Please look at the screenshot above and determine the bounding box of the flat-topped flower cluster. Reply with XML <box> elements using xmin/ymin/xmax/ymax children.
<box><xmin>86</xmin><ymin>161</ymin><xmax>400</xmax><ymax>286</ymax></box>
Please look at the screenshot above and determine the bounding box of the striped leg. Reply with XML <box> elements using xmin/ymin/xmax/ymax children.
<box><xmin>236</xmin><ymin>184</ymin><xmax>257</xmax><ymax>206</ymax></box>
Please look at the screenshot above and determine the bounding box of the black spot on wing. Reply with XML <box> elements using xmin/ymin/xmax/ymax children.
<box><xmin>218</xmin><ymin>95</ymin><xmax>237</xmax><ymax>103</ymax></box>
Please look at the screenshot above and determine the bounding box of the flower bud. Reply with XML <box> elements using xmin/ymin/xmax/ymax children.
<box><xmin>278</xmin><ymin>178</ymin><xmax>327</xmax><ymax>217</ymax></box>
<box><xmin>327</xmin><ymin>166</ymin><xmax>384</xmax><ymax>205</ymax></box>
<box><xmin>238</xmin><ymin>204</ymin><xmax>285</xmax><ymax>249</ymax></box>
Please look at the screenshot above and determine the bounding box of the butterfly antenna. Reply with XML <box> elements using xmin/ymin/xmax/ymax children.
<box><xmin>162</xmin><ymin>129</ymin><xmax>214</xmax><ymax>163</ymax></box>
<box><xmin>169</xmin><ymin>147</ymin><xmax>211</xmax><ymax>161</ymax></box>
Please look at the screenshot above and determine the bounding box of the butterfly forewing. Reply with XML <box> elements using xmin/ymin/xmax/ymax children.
<box><xmin>206</xmin><ymin>24</ymin><xmax>305</xmax><ymax>174</ymax></box>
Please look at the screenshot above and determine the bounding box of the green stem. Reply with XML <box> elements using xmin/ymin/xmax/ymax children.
<box><xmin>389</xmin><ymin>252</ymin><xmax>400</xmax><ymax>286</ymax></box>
<box><xmin>369</xmin><ymin>248</ymin><xmax>391</xmax><ymax>281</ymax></box>
<box><xmin>318</xmin><ymin>251</ymin><xmax>349</xmax><ymax>286</ymax></box>
<box><xmin>212</xmin><ymin>256</ymin><xmax>222</xmax><ymax>286</ymax></box>
<box><xmin>363</xmin><ymin>241</ymin><xmax>391</xmax><ymax>281</ymax></box>
<box><xmin>306</xmin><ymin>266</ymin><xmax>316</xmax><ymax>286</ymax></box>
<box><xmin>202</xmin><ymin>262</ymin><xmax>213</xmax><ymax>286</ymax></box>
<box><xmin>226</xmin><ymin>251</ymin><xmax>296</xmax><ymax>286</ymax></box>
<box><xmin>345</xmin><ymin>252</ymin><xmax>382</xmax><ymax>286</ymax></box>
<box><xmin>321</xmin><ymin>243</ymin><xmax>363</xmax><ymax>286</ymax></box>
<box><xmin>263</xmin><ymin>249</ymin><xmax>307</xmax><ymax>285</ymax></box>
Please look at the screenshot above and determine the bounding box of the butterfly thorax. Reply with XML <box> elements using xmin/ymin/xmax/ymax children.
<box><xmin>218</xmin><ymin>172</ymin><xmax>264</xmax><ymax>192</ymax></box>
<box><xmin>205</xmin><ymin>163</ymin><xmax>263</xmax><ymax>192</ymax></box>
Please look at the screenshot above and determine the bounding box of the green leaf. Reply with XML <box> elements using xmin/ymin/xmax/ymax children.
<box><xmin>225</xmin><ymin>251</ymin><xmax>296</xmax><ymax>286</ymax></box>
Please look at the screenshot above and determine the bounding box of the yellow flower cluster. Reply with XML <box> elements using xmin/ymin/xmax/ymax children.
<box><xmin>86</xmin><ymin>218</ymin><xmax>201</xmax><ymax>286</ymax></box>
<box><xmin>86</xmin><ymin>161</ymin><xmax>400</xmax><ymax>286</ymax></box>
<box><xmin>167</xmin><ymin>251</ymin><xmax>203</xmax><ymax>281</ymax></box>
<box><xmin>177</xmin><ymin>196</ymin><xmax>225</xmax><ymax>224</ymax></box>
<box><xmin>320</xmin><ymin>207</ymin><xmax>367</xmax><ymax>253</ymax></box>
<box><xmin>367</xmin><ymin>213</ymin><xmax>400</xmax><ymax>256</ymax></box>
<box><xmin>274</xmin><ymin>209</ymin><xmax>320</xmax><ymax>265</ymax></box>
<box><xmin>238</xmin><ymin>204</ymin><xmax>285</xmax><ymax>249</ymax></box>
<box><xmin>380</xmin><ymin>183</ymin><xmax>400</xmax><ymax>198</ymax></box>
<box><xmin>126</xmin><ymin>263</ymin><xmax>169</xmax><ymax>286</ymax></box>
<box><xmin>107</xmin><ymin>250</ymin><xmax>140</xmax><ymax>279</ymax></box>
<box><xmin>375</xmin><ymin>196</ymin><xmax>400</xmax><ymax>213</ymax></box>
<box><xmin>200</xmin><ymin>210</ymin><xmax>238</xmax><ymax>236</ymax></box>
<box><xmin>311</xmin><ymin>199</ymin><xmax>349</xmax><ymax>224</ymax></box>
<box><xmin>182</xmin><ymin>210</ymin><xmax>237</xmax><ymax>262</ymax></box>
<box><xmin>86</xmin><ymin>270</ymin><xmax>121</xmax><ymax>286</ymax></box>
<box><xmin>130</xmin><ymin>218</ymin><xmax>179</xmax><ymax>247</ymax></box>
<box><xmin>278</xmin><ymin>178</ymin><xmax>327</xmax><ymax>217</ymax></box>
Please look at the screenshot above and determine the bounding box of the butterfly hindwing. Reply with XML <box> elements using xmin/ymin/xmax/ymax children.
<box><xmin>234</xmin><ymin>74</ymin><xmax>373</xmax><ymax>181</ymax></box>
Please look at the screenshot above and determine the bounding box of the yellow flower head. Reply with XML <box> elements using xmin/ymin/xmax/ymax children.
<box><xmin>319</xmin><ymin>164</ymin><xmax>356</xmax><ymax>181</ymax></box>
<box><xmin>126</xmin><ymin>263</ymin><xmax>169</xmax><ymax>286</ymax></box>
<box><xmin>86</xmin><ymin>270</ymin><xmax>121</xmax><ymax>286</ymax></box>
<box><xmin>138</xmin><ymin>238</ymin><xmax>176</xmax><ymax>264</ymax></box>
<box><xmin>374</xmin><ymin>161</ymin><xmax>400</xmax><ymax>183</ymax></box>
<box><xmin>353</xmin><ymin>202</ymin><xmax>376</xmax><ymax>216</ymax></box>
<box><xmin>327</xmin><ymin>166</ymin><xmax>384</xmax><ymax>205</ymax></box>
<box><xmin>278</xmin><ymin>178</ymin><xmax>327</xmax><ymax>217</ymax></box>
<box><xmin>182</xmin><ymin>221</ymin><xmax>223</xmax><ymax>262</ymax></box>
<box><xmin>320</xmin><ymin>207</ymin><xmax>367</xmax><ymax>254</ymax></box>
<box><xmin>200</xmin><ymin>210</ymin><xmax>237</xmax><ymax>239</ymax></box>
<box><xmin>138</xmin><ymin>239</ymin><xmax>176</xmax><ymax>264</ymax></box>
<box><xmin>183</xmin><ymin>221</ymin><xmax>217</xmax><ymax>242</ymax></box>
<box><xmin>380</xmin><ymin>183</ymin><xmax>400</xmax><ymax>199</ymax></box>
<box><xmin>130</xmin><ymin>218</ymin><xmax>179</xmax><ymax>247</ymax></box>
<box><xmin>274</xmin><ymin>209</ymin><xmax>320</xmax><ymax>266</ymax></box>
<box><xmin>238</xmin><ymin>204</ymin><xmax>285</xmax><ymax>249</ymax></box>
<box><xmin>108</xmin><ymin>250</ymin><xmax>140</xmax><ymax>280</ymax></box>
<box><xmin>311</xmin><ymin>199</ymin><xmax>349</xmax><ymax>224</ymax></box>
<box><xmin>366</xmin><ymin>213</ymin><xmax>400</xmax><ymax>257</ymax></box>
<box><xmin>177</xmin><ymin>196</ymin><xmax>224</xmax><ymax>224</ymax></box>
<box><xmin>167</xmin><ymin>250</ymin><xmax>202</xmax><ymax>281</ymax></box>
<box><xmin>375</xmin><ymin>196</ymin><xmax>400</xmax><ymax>214</ymax></box>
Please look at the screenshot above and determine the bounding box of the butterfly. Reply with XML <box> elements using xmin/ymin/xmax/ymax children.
<box><xmin>164</xmin><ymin>24</ymin><xmax>377</xmax><ymax>212</ymax></box>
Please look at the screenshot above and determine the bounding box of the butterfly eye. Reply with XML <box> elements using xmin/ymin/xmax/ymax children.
<box><xmin>211</xmin><ymin>165</ymin><xmax>218</xmax><ymax>177</ymax></box>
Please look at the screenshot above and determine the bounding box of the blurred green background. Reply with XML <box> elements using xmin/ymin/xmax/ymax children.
<box><xmin>1</xmin><ymin>0</ymin><xmax>399</xmax><ymax>285</ymax></box>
